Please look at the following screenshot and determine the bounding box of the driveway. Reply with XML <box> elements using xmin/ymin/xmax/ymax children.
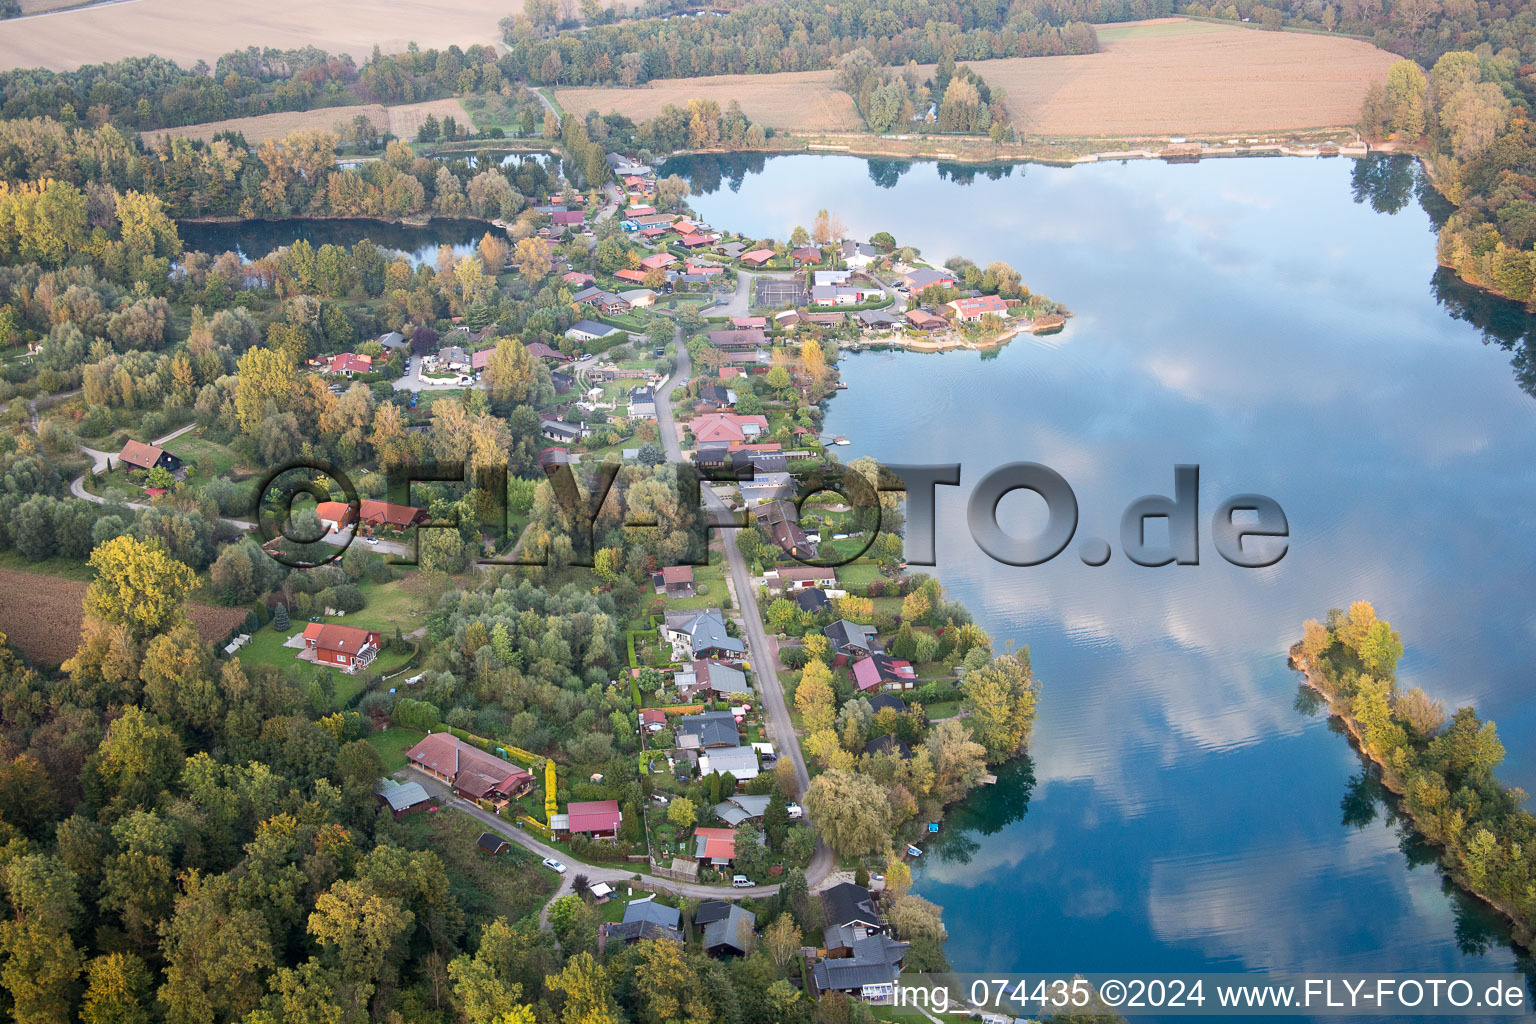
<box><xmin>394</xmin><ymin>354</ymin><xmax>476</xmax><ymax>392</ymax></box>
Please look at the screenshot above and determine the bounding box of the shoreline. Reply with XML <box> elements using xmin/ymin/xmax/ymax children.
<box><xmin>1288</xmin><ymin>647</ymin><xmax>1533</xmax><ymax>952</ymax></box>
<box><xmin>660</xmin><ymin>128</ymin><xmax>1370</xmax><ymax>169</ymax></box>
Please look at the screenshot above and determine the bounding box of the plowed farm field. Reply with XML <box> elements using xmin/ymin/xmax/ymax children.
<box><xmin>557</xmin><ymin>19</ymin><xmax>1397</xmax><ymax>139</ymax></box>
<box><xmin>0</xmin><ymin>568</ymin><xmax>248</xmax><ymax>665</ymax></box>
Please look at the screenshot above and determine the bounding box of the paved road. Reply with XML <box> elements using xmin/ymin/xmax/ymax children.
<box><xmin>655</xmin><ymin>323</ymin><xmax>835</xmax><ymax>887</ymax></box>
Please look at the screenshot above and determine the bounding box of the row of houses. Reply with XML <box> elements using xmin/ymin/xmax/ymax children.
<box><xmin>311</xmin><ymin>499</ymin><xmax>429</xmax><ymax>534</ymax></box>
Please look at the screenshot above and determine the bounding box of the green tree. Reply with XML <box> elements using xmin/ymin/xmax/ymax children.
<box><xmin>547</xmin><ymin>953</ymin><xmax>620</xmax><ymax>1024</ymax></box>
<box><xmin>81</xmin><ymin>535</ymin><xmax>195</xmax><ymax>642</ymax></box>
<box><xmin>803</xmin><ymin>769</ymin><xmax>891</xmax><ymax>858</ymax></box>
<box><xmin>960</xmin><ymin>651</ymin><xmax>1037</xmax><ymax>759</ymax></box>
<box><xmin>81</xmin><ymin>953</ymin><xmax>152</xmax><ymax>1024</ymax></box>
<box><xmin>0</xmin><ymin>853</ymin><xmax>84</xmax><ymax>1024</ymax></box>
<box><xmin>666</xmin><ymin>796</ymin><xmax>697</xmax><ymax>828</ymax></box>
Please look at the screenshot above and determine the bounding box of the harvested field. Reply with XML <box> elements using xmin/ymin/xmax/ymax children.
<box><xmin>557</xmin><ymin>19</ymin><xmax>1396</xmax><ymax>140</ymax></box>
<box><xmin>0</xmin><ymin>0</ymin><xmax>644</xmax><ymax>73</ymax></box>
<box><xmin>0</xmin><ymin>567</ymin><xmax>248</xmax><ymax>665</ymax></box>
<box><xmin>139</xmin><ymin>99</ymin><xmax>474</xmax><ymax>147</ymax></box>
<box><xmin>976</xmin><ymin>19</ymin><xmax>1399</xmax><ymax>136</ymax></box>
<box><xmin>557</xmin><ymin>70</ymin><xmax>861</xmax><ymax>133</ymax></box>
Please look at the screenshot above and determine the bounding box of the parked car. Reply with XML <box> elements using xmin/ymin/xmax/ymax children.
<box><xmin>732</xmin><ymin>874</ymin><xmax>752</xmax><ymax>888</ymax></box>
<box><xmin>541</xmin><ymin>858</ymin><xmax>567</xmax><ymax>874</ymax></box>
<box><xmin>786</xmin><ymin>803</ymin><xmax>802</xmax><ymax>819</ymax></box>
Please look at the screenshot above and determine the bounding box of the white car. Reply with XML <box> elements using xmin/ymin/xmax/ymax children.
<box><xmin>786</xmin><ymin>803</ymin><xmax>803</xmax><ymax>820</ymax></box>
<box><xmin>364</xmin><ymin>536</ymin><xmax>379</xmax><ymax>546</ymax></box>
<box><xmin>541</xmin><ymin>857</ymin><xmax>567</xmax><ymax>874</ymax></box>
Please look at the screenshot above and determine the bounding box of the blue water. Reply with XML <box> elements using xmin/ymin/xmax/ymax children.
<box><xmin>671</xmin><ymin>153</ymin><xmax>1536</xmax><ymax>994</ymax></box>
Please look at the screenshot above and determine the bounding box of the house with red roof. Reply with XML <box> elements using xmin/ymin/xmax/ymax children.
<box><xmin>313</xmin><ymin>501</ymin><xmax>356</xmax><ymax>533</ymax></box>
<box><xmin>851</xmin><ymin>654</ymin><xmax>917</xmax><ymax>692</ymax></box>
<box><xmin>692</xmin><ymin>826</ymin><xmax>738</xmax><ymax>865</ymax></box>
<box><xmin>678</xmin><ymin>233</ymin><xmax>715</xmax><ymax>248</ymax></box>
<box><xmin>359</xmin><ymin>499</ymin><xmax>428</xmax><ymax>532</ymax></box>
<box><xmin>639</xmin><ymin>253</ymin><xmax>676</xmax><ymax>271</ymax></box>
<box><xmin>719</xmin><ymin>367</ymin><xmax>745</xmax><ymax>379</ymax></box>
<box><xmin>614</xmin><ymin>268</ymin><xmax>648</xmax><ymax>284</ymax></box>
<box><xmin>689</xmin><ymin>413</ymin><xmax>769</xmax><ymax>445</ymax></box>
<box><xmin>117</xmin><ymin>439</ymin><xmax>181</xmax><ymax>474</ymax></box>
<box><xmin>563</xmin><ymin>271</ymin><xmax>595</xmax><ymax>287</ymax></box>
<box><xmin>404</xmin><ymin>732</ymin><xmax>534</xmax><ymax>802</ymax></box>
<box><xmin>740</xmin><ymin>248</ymin><xmax>774</xmax><ymax>266</ymax></box>
<box><xmin>790</xmin><ymin>246</ymin><xmax>823</xmax><ymax>267</ymax></box>
<box><xmin>550</xmin><ymin>210</ymin><xmax>585</xmax><ymax>227</ymax></box>
<box><xmin>626</xmin><ymin>205</ymin><xmax>657</xmax><ymax>218</ymax></box>
<box><xmin>730</xmin><ymin>316</ymin><xmax>767</xmax><ymax>329</ymax></box>
<box><xmin>946</xmin><ymin>295</ymin><xmax>1010</xmax><ymax>321</ymax></box>
<box><xmin>327</xmin><ymin>352</ymin><xmax>374</xmax><ymax>376</ymax></box>
<box><xmin>565</xmin><ymin>799</ymin><xmax>623</xmax><ymax>839</ymax></box>
<box><xmin>301</xmin><ymin>623</ymin><xmax>381</xmax><ymax>672</ymax></box>
<box><xmin>640</xmin><ymin>708</ymin><xmax>668</xmax><ymax>732</ymax></box>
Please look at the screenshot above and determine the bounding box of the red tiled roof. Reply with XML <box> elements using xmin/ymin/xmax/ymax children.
<box><xmin>359</xmin><ymin>499</ymin><xmax>425</xmax><ymax>528</ymax></box>
<box><xmin>693</xmin><ymin>826</ymin><xmax>736</xmax><ymax>860</ymax></box>
<box><xmin>567</xmin><ymin>799</ymin><xmax>622</xmax><ymax>834</ymax></box>
<box><xmin>405</xmin><ymin>733</ymin><xmax>532</xmax><ymax>800</ymax></box>
<box><xmin>304</xmin><ymin>622</ymin><xmax>378</xmax><ymax>656</ymax></box>
<box><xmin>314</xmin><ymin>501</ymin><xmax>354</xmax><ymax>524</ymax></box>
<box><xmin>615</xmin><ymin>268</ymin><xmax>648</xmax><ymax>283</ymax></box>
<box><xmin>947</xmin><ymin>295</ymin><xmax>1009</xmax><ymax>318</ymax></box>
<box><xmin>659</xmin><ymin>566</ymin><xmax>694</xmax><ymax>584</ymax></box>
<box><xmin>791</xmin><ymin>246</ymin><xmax>822</xmax><ymax>262</ymax></box>
<box><xmin>639</xmin><ymin>253</ymin><xmax>676</xmax><ymax>270</ymax></box>
<box><xmin>118</xmin><ymin>439</ymin><xmax>165</xmax><ymax>471</ymax></box>
<box><xmin>640</xmin><ymin>708</ymin><xmax>667</xmax><ymax>725</ymax></box>
<box><xmin>689</xmin><ymin>413</ymin><xmax>768</xmax><ymax>445</ymax></box>
<box><xmin>740</xmin><ymin>249</ymin><xmax>774</xmax><ymax>265</ymax></box>
<box><xmin>328</xmin><ymin>352</ymin><xmax>373</xmax><ymax>374</ymax></box>
<box><xmin>471</xmin><ymin>349</ymin><xmax>493</xmax><ymax>370</ymax></box>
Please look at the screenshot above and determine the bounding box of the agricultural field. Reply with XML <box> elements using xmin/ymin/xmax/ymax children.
<box><xmin>557</xmin><ymin>19</ymin><xmax>1397</xmax><ymax>140</ymax></box>
<box><xmin>976</xmin><ymin>19</ymin><xmax>1399</xmax><ymax>135</ymax></box>
<box><xmin>0</xmin><ymin>566</ymin><xmax>247</xmax><ymax>665</ymax></box>
<box><xmin>0</xmin><ymin>0</ymin><xmax>515</xmax><ymax>72</ymax></box>
<box><xmin>138</xmin><ymin>99</ymin><xmax>475</xmax><ymax>147</ymax></box>
<box><xmin>557</xmin><ymin>70</ymin><xmax>863</xmax><ymax>133</ymax></box>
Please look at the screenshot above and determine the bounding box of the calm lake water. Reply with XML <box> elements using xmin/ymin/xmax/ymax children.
<box><xmin>670</xmin><ymin>154</ymin><xmax>1536</xmax><ymax>999</ymax></box>
<box><xmin>177</xmin><ymin>216</ymin><xmax>499</xmax><ymax>266</ymax></box>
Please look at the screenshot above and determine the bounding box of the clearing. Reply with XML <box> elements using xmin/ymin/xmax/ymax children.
<box><xmin>0</xmin><ymin>566</ymin><xmax>247</xmax><ymax>665</ymax></box>
<box><xmin>556</xmin><ymin>19</ymin><xmax>1397</xmax><ymax>139</ymax></box>
<box><xmin>139</xmin><ymin>99</ymin><xmax>474</xmax><ymax>147</ymax></box>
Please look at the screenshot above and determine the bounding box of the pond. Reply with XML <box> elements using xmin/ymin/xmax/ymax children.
<box><xmin>177</xmin><ymin>216</ymin><xmax>504</xmax><ymax>266</ymax></box>
<box><xmin>669</xmin><ymin>152</ymin><xmax>1536</xmax><ymax>999</ymax></box>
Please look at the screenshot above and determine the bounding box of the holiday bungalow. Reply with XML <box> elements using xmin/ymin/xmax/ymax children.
<box><xmin>790</xmin><ymin>246</ymin><xmax>824</xmax><ymax>267</ymax></box>
<box><xmin>652</xmin><ymin>565</ymin><xmax>696</xmax><ymax>598</ymax></box>
<box><xmin>301</xmin><ymin>623</ymin><xmax>380</xmax><ymax>672</ymax></box>
<box><xmin>707</xmin><ymin>328</ymin><xmax>766</xmax><ymax>350</ymax></box>
<box><xmin>901</xmin><ymin>267</ymin><xmax>956</xmax><ymax>294</ymax></box>
<box><xmin>766</xmin><ymin>565</ymin><xmax>837</xmax><ymax>591</ymax></box>
<box><xmin>326</xmin><ymin>352</ymin><xmax>374</xmax><ymax>376</ymax></box>
<box><xmin>117</xmin><ymin>439</ymin><xmax>181</xmax><ymax>474</ymax></box>
<box><xmin>852</xmin><ymin>653</ymin><xmax>917</xmax><ymax>692</ymax></box>
<box><xmin>405</xmin><ymin>732</ymin><xmax>534</xmax><ymax>802</ymax></box>
<box><xmin>565</xmin><ymin>799</ymin><xmax>623</xmax><ymax>839</ymax></box>
<box><xmin>689</xmin><ymin>413</ymin><xmax>768</xmax><ymax>445</ymax></box>
<box><xmin>946</xmin><ymin>295</ymin><xmax>1009</xmax><ymax>322</ymax></box>
<box><xmin>739</xmin><ymin>248</ymin><xmax>774</xmax><ymax>267</ymax></box>
<box><xmin>313</xmin><ymin>501</ymin><xmax>356</xmax><ymax>533</ymax></box>
<box><xmin>359</xmin><ymin>499</ymin><xmax>428</xmax><ymax>532</ymax></box>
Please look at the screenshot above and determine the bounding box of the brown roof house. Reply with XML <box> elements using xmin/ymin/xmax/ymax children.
<box><xmin>405</xmin><ymin>732</ymin><xmax>534</xmax><ymax>803</ymax></box>
<box><xmin>652</xmin><ymin>565</ymin><xmax>696</xmax><ymax>598</ymax></box>
<box><xmin>117</xmin><ymin>439</ymin><xmax>181</xmax><ymax>474</ymax></box>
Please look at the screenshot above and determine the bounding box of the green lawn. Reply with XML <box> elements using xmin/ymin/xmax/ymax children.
<box><xmin>0</xmin><ymin>549</ymin><xmax>94</xmax><ymax>581</ymax></box>
<box><xmin>368</xmin><ymin>726</ymin><xmax>426</xmax><ymax>770</ymax></box>
<box><xmin>924</xmin><ymin>701</ymin><xmax>961</xmax><ymax>720</ymax></box>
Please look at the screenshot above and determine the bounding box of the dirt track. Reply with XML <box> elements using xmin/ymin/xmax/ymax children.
<box><xmin>135</xmin><ymin>99</ymin><xmax>474</xmax><ymax>146</ymax></box>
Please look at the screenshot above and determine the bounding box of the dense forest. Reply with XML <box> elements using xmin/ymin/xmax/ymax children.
<box><xmin>1294</xmin><ymin>603</ymin><xmax>1535</xmax><ymax>947</ymax></box>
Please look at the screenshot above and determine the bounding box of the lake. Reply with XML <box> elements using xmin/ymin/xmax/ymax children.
<box><xmin>177</xmin><ymin>216</ymin><xmax>501</xmax><ymax>266</ymax></box>
<box><xmin>669</xmin><ymin>153</ymin><xmax>1536</xmax><ymax>998</ymax></box>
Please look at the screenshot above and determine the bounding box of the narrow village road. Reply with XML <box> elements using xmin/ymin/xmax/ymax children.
<box><xmin>404</xmin><ymin>768</ymin><xmax>795</xmax><ymax>933</ymax></box>
<box><xmin>655</xmin><ymin>324</ymin><xmax>836</xmax><ymax>888</ymax></box>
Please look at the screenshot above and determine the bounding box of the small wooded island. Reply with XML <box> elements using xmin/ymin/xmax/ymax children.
<box><xmin>1291</xmin><ymin>602</ymin><xmax>1535</xmax><ymax>948</ymax></box>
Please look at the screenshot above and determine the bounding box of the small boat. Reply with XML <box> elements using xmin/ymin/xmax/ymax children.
<box><xmin>906</xmin><ymin>845</ymin><xmax>923</xmax><ymax>857</ymax></box>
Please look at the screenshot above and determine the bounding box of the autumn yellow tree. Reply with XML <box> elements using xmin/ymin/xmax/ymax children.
<box><xmin>233</xmin><ymin>346</ymin><xmax>295</xmax><ymax>434</ymax></box>
<box><xmin>794</xmin><ymin>659</ymin><xmax>836</xmax><ymax>734</ymax></box>
<box><xmin>484</xmin><ymin>337</ymin><xmax>537</xmax><ymax>406</ymax></box>
<box><xmin>513</xmin><ymin>236</ymin><xmax>551</xmax><ymax>285</ymax></box>
<box><xmin>82</xmin><ymin>536</ymin><xmax>195</xmax><ymax>642</ymax></box>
